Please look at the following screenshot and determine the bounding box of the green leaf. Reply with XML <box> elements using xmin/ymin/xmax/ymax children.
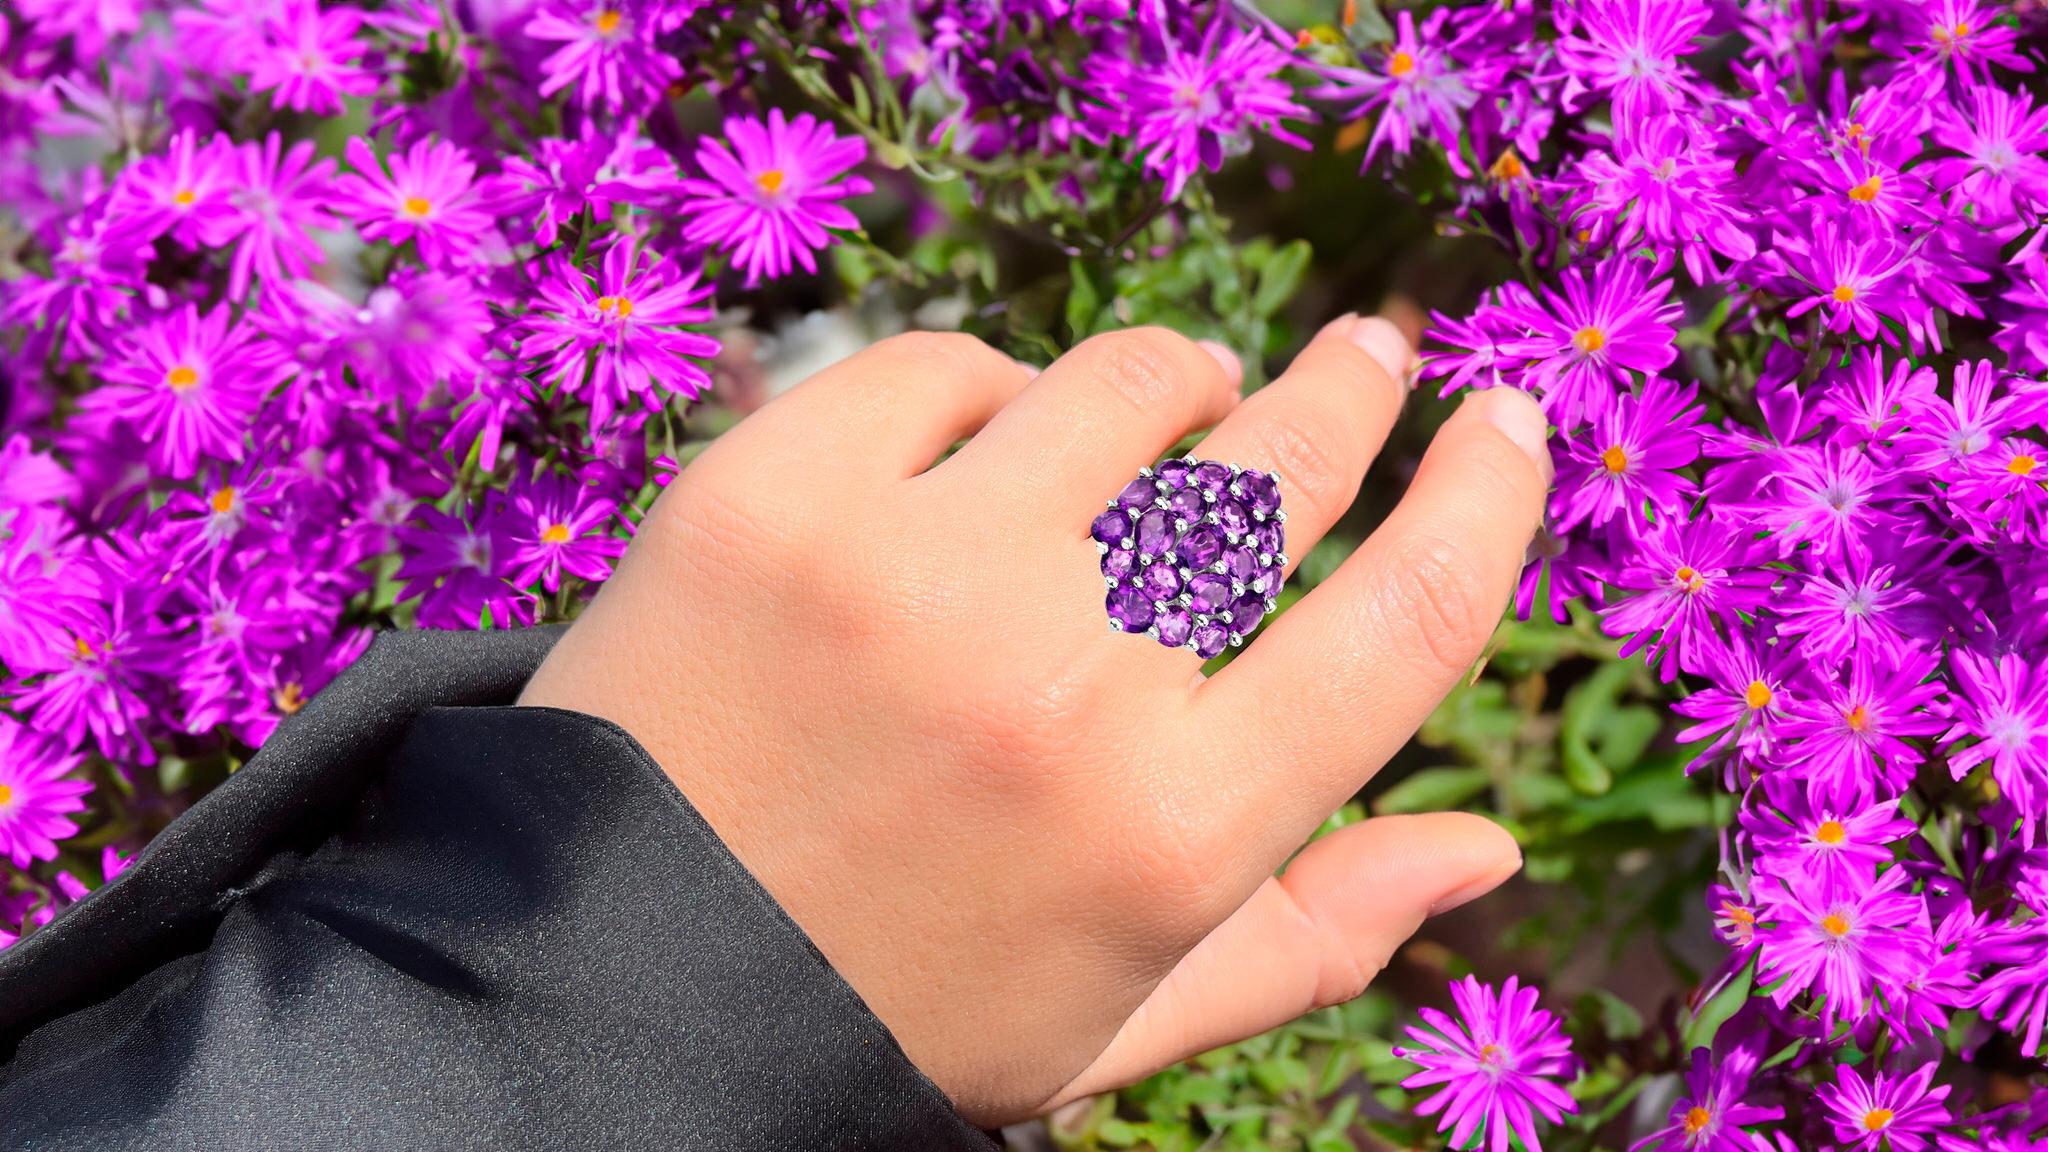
<box><xmin>1681</xmin><ymin>954</ymin><xmax>1755</xmax><ymax>1052</ymax></box>
<box><xmin>1374</xmin><ymin>766</ymin><xmax>1492</xmax><ymax>815</ymax></box>
<box><xmin>1065</xmin><ymin>259</ymin><xmax>1102</xmax><ymax>342</ymax></box>
<box><xmin>1251</xmin><ymin>239</ymin><xmax>1312</xmax><ymax>318</ymax></box>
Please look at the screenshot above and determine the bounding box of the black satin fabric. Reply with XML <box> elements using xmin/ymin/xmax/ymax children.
<box><xmin>0</xmin><ymin>627</ymin><xmax>992</xmax><ymax>1151</ymax></box>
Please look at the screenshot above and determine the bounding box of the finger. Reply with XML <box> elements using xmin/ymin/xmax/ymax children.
<box><xmin>1191</xmin><ymin>315</ymin><xmax>1412</xmax><ymax>580</ymax></box>
<box><xmin>724</xmin><ymin>330</ymin><xmax>1035</xmax><ymax>480</ymax></box>
<box><xmin>937</xmin><ymin>327</ymin><xmax>1241</xmax><ymax>514</ymax></box>
<box><xmin>1043</xmin><ymin>813</ymin><xmax>1520</xmax><ymax>1108</ymax></box>
<box><xmin>1202</xmin><ymin>388</ymin><xmax>1552</xmax><ymax>829</ymax></box>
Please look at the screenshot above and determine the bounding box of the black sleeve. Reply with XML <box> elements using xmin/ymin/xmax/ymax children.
<box><xmin>0</xmin><ymin>627</ymin><xmax>995</xmax><ymax>1152</ymax></box>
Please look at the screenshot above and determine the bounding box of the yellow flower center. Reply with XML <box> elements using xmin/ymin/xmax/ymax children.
<box><xmin>1388</xmin><ymin>50</ymin><xmax>1415</xmax><ymax>77</ymax></box>
<box><xmin>1848</xmin><ymin>176</ymin><xmax>1882</xmax><ymax>202</ymax></box>
<box><xmin>594</xmin><ymin>8</ymin><xmax>622</xmax><ymax>35</ymax></box>
<box><xmin>1572</xmin><ymin>326</ymin><xmax>1606</xmax><ymax>354</ymax></box>
<box><xmin>1844</xmin><ymin>704</ymin><xmax>1872</xmax><ymax>732</ymax></box>
<box><xmin>210</xmin><ymin>486</ymin><xmax>237</xmax><ymax>515</ymax></box>
<box><xmin>596</xmin><ymin>296</ymin><xmax>634</xmax><ymax>318</ymax></box>
<box><xmin>166</xmin><ymin>365</ymin><xmax>200</xmax><ymax>391</ymax></box>
<box><xmin>1722</xmin><ymin>902</ymin><xmax>1755</xmax><ymax>929</ymax></box>
<box><xmin>2009</xmin><ymin>454</ymin><xmax>2038</xmax><ymax>476</ymax></box>
<box><xmin>1833</xmin><ymin>284</ymin><xmax>1857</xmax><ymax>303</ymax></box>
<box><xmin>541</xmin><ymin>523</ymin><xmax>572</xmax><ymax>544</ymax></box>
<box><xmin>1745</xmin><ymin>680</ymin><xmax>1773</xmax><ymax>710</ymax></box>
<box><xmin>1673</xmin><ymin>565</ymin><xmax>1704</xmax><ymax>594</ymax></box>
<box><xmin>274</xmin><ymin>681</ymin><xmax>306</xmax><ymax>715</ymax></box>
<box><xmin>1489</xmin><ymin>148</ymin><xmax>1526</xmax><ymax>182</ymax></box>
<box><xmin>1477</xmin><ymin>1043</ymin><xmax>1504</xmax><ymax>1066</ymax></box>
<box><xmin>1684</xmin><ymin>1106</ymin><xmax>1713</xmax><ymax>1135</ymax></box>
<box><xmin>0</xmin><ymin>783</ymin><xmax>12</xmax><ymax>806</ymax></box>
<box><xmin>74</xmin><ymin>635</ymin><xmax>92</xmax><ymax>659</ymax></box>
<box><xmin>1864</xmin><ymin>1108</ymin><xmax>1894</xmax><ymax>1131</ymax></box>
<box><xmin>172</xmin><ymin>188</ymin><xmax>196</xmax><ymax>207</ymax></box>
<box><xmin>403</xmin><ymin>195</ymin><xmax>432</xmax><ymax>217</ymax></box>
<box><xmin>755</xmin><ymin>169</ymin><xmax>786</xmax><ymax>195</ymax></box>
<box><xmin>1599</xmin><ymin>445</ymin><xmax>1628</xmax><ymax>473</ymax></box>
<box><xmin>1822</xmin><ymin>912</ymin><xmax>1852</xmax><ymax>938</ymax></box>
<box><xmin>1815</xmin><ymin>819</ymin><xmax>1847</xmax><ymax>844</ymax></box>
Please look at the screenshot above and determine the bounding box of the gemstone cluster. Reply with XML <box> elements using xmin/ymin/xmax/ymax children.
<box><xmin>1092</xmin><ymin>458</ymin><xmax>1287</xmax><ymax>659</ymax></box>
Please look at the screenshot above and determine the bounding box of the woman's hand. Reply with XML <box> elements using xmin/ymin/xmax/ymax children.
<box><xmin>519</xmin><ymin>317</ymin><xmax>1552</xmax><ymax>1126</ymax></box>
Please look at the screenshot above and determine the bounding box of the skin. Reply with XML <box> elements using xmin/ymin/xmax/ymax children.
<box><xmin>519</xmin><ymin>316</ymin><xmax>1554</xmax><ymax>1127</ymax></box>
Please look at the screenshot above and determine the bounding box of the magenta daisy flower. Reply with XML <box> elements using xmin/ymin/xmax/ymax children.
<box><xmin>1496</xmin><ymin>257</ymin><xmax>1681</xmax><ymax>428</ymax></box>
<box><xmin>246</xmin><ymin>0</ymin><xmax>375</xmax><ymax>116</ymax></box>
<box><xmin>1817</xmin><ymin>1063</ymin><xmax>1953</xmax><ymax>1152</ymax></box>
<box><xmin>1756</xmin><ymin>865</ymin><xmax>1929</xmax><ymax>1029</ymax></box>
<box><xmin>1394</xmin><ymin>975</ymin><xmax>1578</xmax><ymax>1152</ymax></box>
<box><xmin>1929</xmin><ymin>86</ymin><xmax>2048</xmax><ymax>230</ymax></box>
<box><xmin>505</xmin><ymin>471</ymin><xmax>627</xmax><ymax>593</ymax></box>
<box><xmin>521</xmin><ymin>241</ymin><xmax>719</xmax><ymax>430</ymax></box>
<box><xmin>393</xmin><ymin>498</ymin><xmax>535</xmax><ymax>631</ymax></box>
<box><xmin>676</xmin><ymin>110</ymin><xmax>872</xmax><ymax>286</ymax></box>
<box><xmin>108</xmin><ymin>127</ymin><xmax>237</xmax><ymax>247</ymax></box>
<box><xmin>1553</xmin><ymin>375</ymin><xmax>1701</xmax><ymax>533</ymax></box>
<box><xmin>1942</xmin><ymin>651</ymin><xmax>2048</xmax><ymax>844</ymax></box>
<box><xmin>1773</xmin><ymin>552</ymin><xmax>1924</xmax><ymax>666</ymax></box>
<box><xmin>0</xmin><ymin>716</ymin><xmax>90</xmax><ymax>869</ymax></box>
<box><xmin>1742</xmin><ymin>775</ymin><xmax>1915</xmax><ymax>892</ymax></box>
<box><xmin>1628</xmin><ymin>1044</ymin><xmax>1782</xmax><ymax>1152</ymax></box>
<box><xmin>85</xmin><ymin>304</ymin><xmax>281</xmax><ymax>479</ymax></box>
<box><xmin>1600</xmin><ymin>515</ymin><xmax>1772</xmax><ymax>681</ymax></box>
<box><xmin>1315</xmin><ymin>9</ymin><xmax>1476</xmax><ymax>169</ymax></box>
<box><xmin>217</xmin><ymin>132</ymin><xmax>338</xmax><ymax>299</ymax></box>
<box><xmin>1757</xmin><ymin>444</ymin><xmax>1900</xmax><ymax>558</ymax></box>
<box><xmin>1780</xmin><ymin>652</ymin><xmax>1947</xmax><ymax>803</ymax></box>
<box><xmin>1569</xmin><ymin>115</ymin><xmax>1755</xmax><ymax>284</ymax></box>
<box><xmin>333</xmin><ymin>136</ymin><xmax>507</xmax><ymax>268</ymax></box>
<box><xmin>12</xmin><ymin>596</ymin><xmax>172</xmax><ymax>766</ymax></box>
<box><xmin>1674</xmin><ymin>635</ymin><xmax>1797</xmax><ymax>770</ymax></box>
<box><xmin>525</xmin><ymin>0</ymin><xmax>682</xmax><ymax>113</ymax></box>
<box><xmin>1555</xmin><ymin>0</ymin><xmax>1711</xmax><ymax>122</ymax></box>
<box><xmin>1780</xmin><ymin>218</ymin><xmax>1909</xmax><ymax>343</ymax></box>
<box><xmin>1104</xmin><ymin>20</ymin><xmax>1309</xmax><ymax>199</ymax></box>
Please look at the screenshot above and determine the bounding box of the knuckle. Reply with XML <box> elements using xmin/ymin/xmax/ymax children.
<box><xmin>860</xmin><ymin>330</ymin><xmax>1002</xmax><ymax>393</ymax></box>
<box><xmin>1242</xmin><ymin>398</ymin><xmax>1356</xmax><ymax>523</ymax></box>
<box><xmin>1378</xmin><ymin>532</ymin><xmax>1499</xmax><ymax>676</ymax></box>
<box><xmin>1074</xmin><ymin>327</ymin><xmax>1205</xmax><ymax>420</ymax></box>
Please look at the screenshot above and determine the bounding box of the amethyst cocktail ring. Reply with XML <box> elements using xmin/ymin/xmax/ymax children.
<box><xmin>1091</xmin><ymin>457</ymin><xmax>1288</xmax><ymax>660</ymax></box>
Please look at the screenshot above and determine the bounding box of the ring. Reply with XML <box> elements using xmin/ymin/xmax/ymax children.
<box><xmin>1092</xmin><ymin>458</ymin><xmax>1288</xmax><ymax>659</ymax></box>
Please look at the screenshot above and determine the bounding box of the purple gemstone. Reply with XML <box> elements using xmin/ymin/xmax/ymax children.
<box><xmin>1167</xmin><ymin>487</ymin><xmax>1206</xmax><ymax>521</ymax></box>
<box><xmin>1224</xmin><ymin>545</ymin><xmax>1260</xmax><ymax>582</ymax></box>
<box><xmin>1178</xmin><ymin>523</ymin><xmax>1224</xmax><ymax>567</ymax></box>
<box><xmin>1187</xmin><ymin>572</ymin><xmax>1231</xmax><ymax>614</ymax></box>
<box><xmin>1228</xmin><ymin>592</ymin><xmax>1269</xmax><ymax>637</ymax></box>
<box><xmin>1253</xmin><ymin>520</ymin><xmax>1284</xmax><ymax>556</ymax></box>
<box><xmin>1091</xmin><ymin>508</ymin><xmax>1132</xmax><ymax>546</ymax></box>
<box><xmin>1157</xmin><ymin>459</ymin><xmax>1193</xmax><ymax>488</ymax></box>
<box><xmin>1118</xmin><ymin>476</ymin><xmax>1160</xmax><ymax>510</ymax></box>
<box><xmin>1216</xmin><ymin>499</ymin><xmax>1252</xmax><ymax>536</ymax></box>
<box><xmin>1136</xmin><ymin>508</ymin><xmax>1173</xmax><ymax>554</ymax></box>
<box><xmin>1155</xmin><ymin>607</ymin><xmax>1193</xmax><ymax>648</ymax></box>
<box><xmin>1102</xmin><ymin>547</ymin><xmax>1137</xmax><ymax>581</ymax></box>
<box><xmin>1107</xmin><ymin>585</ymin><xmax>1156</xmax><ymax>632</ymax></box>
<box><xmin>1191</xmin><ymin>620</ymin><xmax>1229</xmax><ymax>659</ymax></box>
<box><xmin>1141</xmin><ymin>562</ymin><xmax>1183</xmax><ymax>601</ymax></box>
<box><xmin>1254</xmin><ymin>566</ymin><xmax>1285</xmax><ymax>595</ymax></box>
<box><xmin>1192</xmin><ymin>461</ymin><xmax>1233</xmax><ymax>496</ymax></box>
<box><xmin>1241</xmin><ymin>470</ymin><xmax>1282</xmax><ymax>517</ymax></box>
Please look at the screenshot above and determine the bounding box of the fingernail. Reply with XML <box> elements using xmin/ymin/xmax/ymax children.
<box><xmin>1429</xmin><ymin>856</ymin><xmax>1522</xmax><ymax>916</ymax></box>
<box><xmin>1474</xmin><ymin>388</ymin><xmax>1554</xmax><ymax>484</ymax></box>
<box><xmin>1344</xmin><ymin>316</ymin><xmax>1414</xmax><ymax>388</ymax></box>
<box><xmin>1314</xmin><ymin>311</ymin><xmax>1361</xmax><ymax>343</ymax></box>
<box><xmin>1197</xmin><ymin>339</ymin><xmax>1243</xmax><ymax>383</ymax></box>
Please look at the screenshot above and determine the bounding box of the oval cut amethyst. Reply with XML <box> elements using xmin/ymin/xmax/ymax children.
<box><xmin>1156</xmin><ymin>459</ymin><xmax>1193</xmax><ymax>489</ymax></box>
<box><xmin>1135</xmin><ymin>508</ymin><xmax>1173</xmax><ymax>554</ymax></box>
<box><xmin>1253</xmin><ymin>520</ymin><xmax>1284</xmax><ymax>556</ymax></box>
<box><xmin>1224</xmin><ymin>545</ymin><xmax>1260</xmax><ymax>582</ymax></box>
<box><xmin>1187</xmin><ymin>572</ymin><xmax>1230</xmax><ymax>614</ymax></box>
<box><xmin>1228</xmin><ymin>592</ymin><xmax>1269</xmax><ymax>637</ymax></box>
<box><xmin>1241</xmin><ymin>470</ymin><xmax>1282</xmax><ymax>516</ymax></box>
<box><xmin>1167</xmin><ymin>487</ymin><xmax>1206</xmax><ymax>521</ymax></box>
<box><xmin>1107</xmin><ymin>585</ymin><xmax>1156</xmax><ymax>632</ymax></box>
<box><xmin>1141</xmin><ymin>562</ymin><xmax>1183</xmax><ymax>601</ymax></box>
<box><xmin>1117</xmin><ymin>476</ymin><xmax>1160</xmax><ymax>510</ymax></box>
<box><xmin>1102</xmin><ymin>547</ymin><xmax>1137</xmax><ymax>581</ymax></box>
<box><xmin>1216</xmin><ymin>499</ymin><xmax>1251</xmax><ymax>536</ymax></box>
<box><xmin>1154</xmin><ymin>607</ymin><xmax>1193</xmax><ymax>648</ymax></box>
<box><xmin>1192</xmin><ymin>461</ymin><xmax>1232</xmax><ymax>496</ymax></box>
<box><xmin>1177</xmin><ymin>523</ymin><xmax>1224</xmax><ymax>568</ymax></box>
<box><xmin>1190</xmin><ymin>620</ymin><xmax>1229</xmax><ymax>659</ymax></box>
<box><xmin>1091</xmin><ymin>508</ymin><xmax>1132</xmax><ymax>546</ymax></box>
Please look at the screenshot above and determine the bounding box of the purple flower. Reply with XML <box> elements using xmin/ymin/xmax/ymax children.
<box><xmin>1553</xmin><ymin>375</ymin><xmax>1701</xmax><ymax>533</ymax></box>
<box><xmin>504</xmin><ymin>471</ymin><xmax>627</xmax><ymax>593</ymax></box>
<box><xmin>1568</xmin><ymin>116</ymin><xmax>1755</xmax><ymax>284</ymax></box>
<box><xmin>1496</xmin><ymin>257</ymin><xmax>1681</xmax><ymax>427</ymax></box>
<box><xmin>1778</xmin><ymin>217</ymin><xmax>1911</xmax><ymax>344</ymax></box>
<box><xmin>1600</xmin><ymin>516</ymin><xmax>1771</xmax><ymax>681</ymax></box>
<box><xmin>676</xmin><ymin>110</ymin><xmax>872</xmax><ymax>287</ymax></box>
<box><xmin>108</xmin><ymin>128</ymin><xmax>237</xmax><ymax>248</ymax></box>
<box><xmin>0</xmin><ymin>716</ymin><xmax>90</xmax><ymax>869</ymax></box>
<box><xmin>83</xmin><ymin>304</ymin><xmax>281</xmax><ymax>479</ymax></box>
<box><xmin>1781</xmin><ymin>652</ymin><xmax>1947</xmax><ymax>803</ymax></box>
<box><xmin>1816</xmin><ymin>1063</ymin><xmax>1953</xmax><ymax>1152</ymax></box>
<box><xmin>12</xmin><ymin>595</ymin><xmax>171</xmax><ymax>766</ymax></box>
<box><xmin>1942</xmin><ymin>651</ymin><xmax>2048</xmax><ymax>844</ymax></box>
<box><xmin>1927</xmin><ymin>86</ymin><xmax>2048</xmax><ymax>230</ymax></box>
<box><xmin>1756</xmin><ymin>865</ymin><xmax>1928</xmax><ymax>1029</ymax></box>
<box><xmin>525</xmin><ymin>0</ymin><xmax>683</xmax><ymax>114</ymax></box>
<box><xmin>1628</xmin><ymin>1044</ymin><xmax>1783</xmax><ymax>1152</ymax></box>
<box><xmin>246</xmin><ymin>0</ymin><xmax>376</xmax><ymax>116</ymax></box>
<box><xmin>1394</xmin><ymin>975</ymin><xmax>1578</xmax><ymax>1152</ymax></box>
<box><xmin>216</xmin><ymin>133</ymin><xmax>338</xmax><ymax>299</ymax></box>
<box><xmin>1674</xmin><ymin>635</ymin><xmax>1796</xmax><ymax>771</ymax></box>
<box><xmin>332</xmin><ymin>136</ymin><xmax>507</xmax><ymax>268</ymax></box>
<box><xmin>1771</xmin><ymin>551</ymin><xmax>1924</xmax><ymax>665</ymax></box>
<box><xmin>1742</xmin><ymin>775</ymin><xmax>1915</xmax><ymax>891</ymax></box>
<box><xmin>393</xmin><ymin>499</ymin><xmax>535</xmax><ymax>631</ymax></box>
<box><xmin>1555</xmin><ymin>0</ymin><xmax>1711</xmax><ymax>122</ymax></box>
<box><xmin>521</xmin><ymin>241</ymin><xmax>719</xmax><ymax>430</ymax></box>
<box><xmin>1315</xmin><ymin>9</ymin><xmax>1475</xmax><ymax>169</ymax></box>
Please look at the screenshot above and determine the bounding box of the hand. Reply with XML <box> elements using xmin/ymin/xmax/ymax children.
<box><xmin>518</xmin><ymin>318</ymin><xmax>1553</xmax><ymax>1126</ymax></box>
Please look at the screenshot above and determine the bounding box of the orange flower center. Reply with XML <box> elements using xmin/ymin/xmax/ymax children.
<box><xmin>1477</xmin><ymin>1043</ymin><xmax>1504</xmax><ymax>1067</ymax></box>
<box><xmin>594</xmin><ymin>8</ymin><xmax>622</xmax><ymax>35</ymax></box>
<box><xmin>1815</xmin><ymin>819</ymin><xmax>1847</xmax><ymax>845</ymax></box>
<box><xmin>1388</xmin><ymin>50</ymin><xmax>1416</xmax><ymax>77</ymax></box>
<box><xmin>1864</xmin><ymin>1109</ymin><xmax>1894</xmax><ymax>1131</ymax></box>
<box><xmin>1673</xmin><ymin>565</ymin><xmax>1704</xmax><ymax>594</ymax></box>
<box><xmin>403</xmin><ymin>195</ymin><xmax>432</xmax><ymax>217</ymax></box>
<box><xmin>1745</xmin><ymin>680</ymin><xmax>1773</xmax><ymax>710</ymax></box>
<box><xmin>1599</xmin><ymin>445</ymin><xmax>1628</xmax><ymax>473</ymax></box>
<box><xmin>0</xmin><ymin>784</ymin><xmax>12</xmax><ymax>806</ymax></box>
<box><xmin>1684</xmin><ymin>1106</ymin><xmax>1713</xmax><ymax>1135</ymax></box>
<box><xmin>1848</xmin><ymin>176</ymin><xmax>1882</xmax><ymax>202</ymax></box>
<box><xmin>1722</xmin><ymin>902</ymin><xmax>1755</xmax><ymax>928</ymax></box>
<box><xmin>541</xmin><ymin>523</ymin><xmax>572</xmax><ymax>544</ymax></box>
<box><xmin>596</xmin><ymin>296</ymin><xmax>635</xmax><ymax>318</ymax></box>
<box><xmin>1844</xmin><ymin>704</ymin><xmax>1872</xmax><ymax>732</ymax></box>
<box><xmin>166</xmin><ymin>365</ymin><xmax>200</xmax><ymax>391</ymax></box>
<box><xmin>274</xmin><ymin>681</ymin><xmax>306</xmax><ymax>715</ymax></box>
<box><xmin>1489</xmin><ymin>148</ymin><xmax>1526</xmax><ymax>182</ymax></box>
<box><xmin>210</xmin><ymin>486</ymin><xmax>237</xmax><ymax>515</ymax></box>
<box><xmin>1823</xmin><ymin>912</ymin><xmax>1853</xmax><ymax>938</ymax></box>
<box><xmin>2009</xmin><ymin>454</ymin><xmax>2038</xmax><ymax>476</ymax></box>
<box><xmin>172</xmin><ymin>188</ymin><xmax>197</xmax><ymax>207</ymax></box>
<box><xmin>1833</xmin><ymin>284</ymin><xmax>1857</xmax><ymax>303</ymax></box>
<box><xmin>1573</xmin><ymin>326</ymin><xmax>1606</xmax><ymax>354</ymax></box>
<box><xmin>755</xmin><ymin>169</ymin><xmax>786</xmax><ymax>195</ymax></box>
